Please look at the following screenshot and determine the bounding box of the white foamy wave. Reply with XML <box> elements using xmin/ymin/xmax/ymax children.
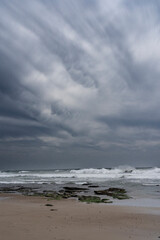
<box><xmin>70</xmin><ymin>167</ymin><xmax>160</xmax><ymax>182</ymax></box>
<box><xmin>70</xmin><ymin>168</ymin><xmax>114</xmax><ymax>174</ymax></box>
<box><xmin>127</xmin><ymin>167</ymin><xmax>160</xmax><ymax>179</ymax></box>
<box><xmin>0</xmin><ymin>167</ymin><xmax>160</xmax><ymax>184</ymax></box>
<box><xmin>70</xmin><ymin>166</ymin><xmax>135</xmax><ymax>175</ymax></box>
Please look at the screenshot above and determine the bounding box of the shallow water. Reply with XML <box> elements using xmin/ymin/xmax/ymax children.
<box><xmin>111</xmin><ymin>198</ymin><xmax>160</xmax><ymax>208</ymax></box>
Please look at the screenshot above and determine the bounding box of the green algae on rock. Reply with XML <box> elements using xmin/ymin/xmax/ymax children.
<box><xmin>78</xmin><ymin>195</ymin><xmax>112</xmax><ymax>204</ymax></box>
<box><xmin>94</xmin><ymin>188</ymin><xmax>130</xmax><ymax>200</ymax></box>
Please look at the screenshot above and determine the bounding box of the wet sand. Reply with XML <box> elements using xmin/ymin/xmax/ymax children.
<box><xmin>0</xmin><ymin>194</ymin><xmax>160</xmax><ymax>240</ymax></box>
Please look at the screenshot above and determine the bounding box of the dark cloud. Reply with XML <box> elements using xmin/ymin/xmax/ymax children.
<box><xmin>98</xmin><ymin>116</ymin><xmax>160</xmax><ymax>129</ymax></box>
<box><xmin>0</xmin><ymin>0</ymin><xmax>160</xmax><ymax>169</ymax></box>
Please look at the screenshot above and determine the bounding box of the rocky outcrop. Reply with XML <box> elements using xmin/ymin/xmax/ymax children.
<box><xmin>94</xmin><ymin>188</ymin><xmax>130</xmax><ymax>200</ymax></box>
<box><xmin>78</xmin><ymin>195</ymin><xmax>112</xmax><ymax>204</ymax></box>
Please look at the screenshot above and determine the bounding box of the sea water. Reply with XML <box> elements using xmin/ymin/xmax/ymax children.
<box><xmin>0</xmin><ymin>166</ymin><xmax>160</xmax><ymax>206</ymax></box>
<box><xmin>0</xmin><ymin>166</ymin><xmax>160</xmax><ymax>185</ymax></box>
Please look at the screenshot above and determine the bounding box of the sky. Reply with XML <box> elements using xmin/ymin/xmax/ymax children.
<box><xmin>0</xmin><ymin>0</ymin><xmax>160</xmax><ymax>169</ymax></box>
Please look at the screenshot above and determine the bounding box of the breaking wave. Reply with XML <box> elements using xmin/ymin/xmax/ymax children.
<box><xmin>70</xmin><ymin>166</ymin><xmax>160</xmax><ymax>179</ymax></box>
<box><xmin>0</xmin><ymin>166</ymin><xmax>160</xmax><ymax>184</ymax></box>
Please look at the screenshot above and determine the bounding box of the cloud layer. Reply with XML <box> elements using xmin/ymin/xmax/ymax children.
<box><xmin>0</xmin><ymin>0</ymin><xmax>160</xmax><ymax>168</ymax></box>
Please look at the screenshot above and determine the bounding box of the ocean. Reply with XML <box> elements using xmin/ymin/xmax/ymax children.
<box><xmin>0</xmin><ymin>166</ymin><xmax>160</xmax><ymax>207</ymax></box>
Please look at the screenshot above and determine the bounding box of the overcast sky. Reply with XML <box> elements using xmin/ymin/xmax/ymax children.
<box><xmin>0</xmin><ymin>0</ymin><xmax>160</xmax><ymax>169</ymax></box>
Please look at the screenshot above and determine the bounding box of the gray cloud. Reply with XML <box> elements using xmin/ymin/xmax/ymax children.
<box><xmin>0</xmin><ymin>0</ymin><xmax>160</xmax><ymax>169</ymax></box>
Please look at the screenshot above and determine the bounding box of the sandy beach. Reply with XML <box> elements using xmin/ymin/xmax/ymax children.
<box><xmin>0</xmin><ymin>194</ymin><xmax>160</xmax><ymax>240</ymax></box>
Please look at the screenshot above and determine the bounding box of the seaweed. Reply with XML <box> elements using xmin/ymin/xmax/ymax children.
<box><xmin>78</xmin><ymin>195</ymin><xmax>112</xmax><ymax>204</ymax></box>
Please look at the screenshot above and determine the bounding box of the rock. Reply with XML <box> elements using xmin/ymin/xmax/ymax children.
<box><xmin>107</xmin><ymin>188</ymin><xmax>126</xmax><ymax>193</ymax></box>
<box><xmin>0</xmin><ymin>186</ymin><xmax>37</xmax><ymax>194</ymax></box>
<box><xmin>62</xmin><ymin>187</ymin><xmax>88</xmax><ymax>197</ymax></box>
<box><xmin>124</xmin><ymin>170</ymin><xmax>133</xmax><ymax>173</ymax></box>
<box><xmin>0</xmin><ymin>187</ymin><xmax>14</xmax><ymax>192</ymax></box>
<box><xmin>94</xmin><ymin>187</ymin><xmax>126</xmax><ymax>195</ymax></box>
<box><xmin>82</xmin><ymin>183</ymin><xmax>91</xmax><ymax>186</ymax></box>
<box><xmin>78</xmin><ymin>195</ymin><xmax>101</xmax><ymax>203</ymax></box>
<box><xmin>94</xmin><ymin>188</ymin><xmax>130</xmax><ymax>200</ymax></box>
<box><xmin>102</xmin><ymin>199</ymin><xmax>113</xmax><ymax>203</ymax></box>
<box><xmin>94</xmin><ymin>190</ymin><xmax>108</xmax><ymax>195</ymax></box>
<box><xmin>88</xmin><ymin>185</ymin><xmax>99</xmax><ymax>188</ymax></box>
<box><xmin>45</xmin><ymin>204</ymin><xmax>53</xmax><ymax>207</ymax></box>
<box><xmin>58</xmin><ymin>190</ymin><xmax>65</xmax><ymax>193</ymax></box>
<box><xmin>45</xmin><ymin>192</ymin><xmax>63</xmax><ymax>200</ymax></box>
<box><xmin>63</xmin><ymin>187</ymin><xmax>87</xmax><ymax>192</ymax></box>
<box><xmin>78</xmin><ymin>195</ymin><xmax>112</xmax><ymax>204</ymax></box>
<box><xmin>110</xmin><ymin>193</ymin><xmax>130</xmax><ymax>200</ymax></box>
<box><xmin>30</xmin><ymin>189</ymin><xmax>79</xmax><ymax>200</ymax></box>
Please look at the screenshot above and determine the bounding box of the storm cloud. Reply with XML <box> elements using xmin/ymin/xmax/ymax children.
<box><xmin>0</xmin><ymin>0</ymin><xmax>160</xmax><ymax>169</ymax></box>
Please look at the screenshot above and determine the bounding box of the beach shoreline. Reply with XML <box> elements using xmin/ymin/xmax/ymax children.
<box><xmin>0</xmin><ymin>193</ymin><xmax>160</xmax><ymax>240</ymax></box>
